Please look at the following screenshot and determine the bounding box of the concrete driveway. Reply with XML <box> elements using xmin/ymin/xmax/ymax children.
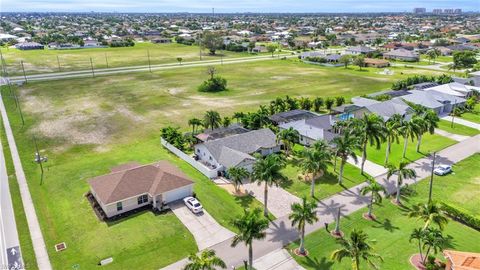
<box><xmin>170</xmin><ymin>201</ymin><xmax>235</xmax><ymax>250</ymax></box>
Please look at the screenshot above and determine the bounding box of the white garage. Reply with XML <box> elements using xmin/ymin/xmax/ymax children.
<box><xmin>162</xmin><ymin>184</ymin><xmax>194</xmax><ymax>203</ymax></box>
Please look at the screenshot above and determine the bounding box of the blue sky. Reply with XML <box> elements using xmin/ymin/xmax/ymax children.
<box><xmin>1</xmin><ymin>0</ymin><xmax>478</xmax><ymax>13</ymax></box>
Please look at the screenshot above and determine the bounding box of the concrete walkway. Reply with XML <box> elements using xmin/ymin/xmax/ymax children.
<box><xmin>346</xmin><ymin>156</ymin><xmax>388</xmax><ymax>177</ymax></box>
<box><xmin>0</xmin><ymin>92</ymin><xmax>52</xmax><ymax>270</ymax></box>
<box><xmin>162</xmin><ymin>134</ymin><xmax>480</xmax><ymax>269</ymax></box>
<box><xmin>170</xmin><ymin>201</ymin><xmax>235</xmax><ymax>251</ymax></box>
<box><xmin>253</xmin><ymin>249</ymin><xmax>305</xmax><ymax>270</ymax></box>
<box><xmin>435</xmin><ymin>128</ymin><xmax>470</xmax><ymax>142</ymax></box>
<box><xmin>243</xmin><ymin>182</ymin><xmax>301</xmax><ymax>218</ymax></box>
<box><xmin>442</xmin><ymin>116</ymin><xmax>480</xmax><ymax>130</ymax></box>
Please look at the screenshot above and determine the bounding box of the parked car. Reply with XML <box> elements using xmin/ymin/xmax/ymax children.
<box><xmin>183</xmin><ymin>196</ymin><xmax>203</xmax><ymax>213</ymax></box>
<box><xmin>433</xmin><ymin>165</ymin><xmax>452</xmax><ymax>176</ymax></box>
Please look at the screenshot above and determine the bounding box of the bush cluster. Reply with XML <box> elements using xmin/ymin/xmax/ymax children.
<box><xmin>441</xmin><ymin>203</ymin><xmax>480</xmax><ymax>231</ymax></box>
<box><xmin>198</xmin><ymin>76</ymin><xmax>228</xmax><ymax>92</ymax></box>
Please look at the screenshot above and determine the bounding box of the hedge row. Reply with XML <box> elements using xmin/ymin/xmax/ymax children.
<box><xmin>441</xmin><ymin>203</ymin><xmax>480</xmax><ymax>231</ymax></box>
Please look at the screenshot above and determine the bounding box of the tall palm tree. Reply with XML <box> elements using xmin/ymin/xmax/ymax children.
<box><xmin>332</xmin><ymin>132</ymin><xmax>359</xmax><ymax>184</ymax></box>
<box><xmin>407</xmin><ymin>202</ymin><xmax>448</xmax><ymax>231</ymax></box>
<box><xmin>184</xmin><ymin>249</ymin><xmax>226</xmax><ymax>270</ymax></box>
<box><xmin>354</xmin><ymin>114</ymin><xmax>385</xmax><ymax>175</ymax></box>
<box><xmin>188</xmin><ymin>118</ymin><xmax>203</xmax><ymax>134</ymax></box>
<box><xmin>331</xmin><ymin>229</ymin><xmax>383</xmax><ymax>270</ymax></box>
<box><xmin>233</xmin><ymin>112</ymin><xmax>245</xmax><ymax>123</ymax></box>
<box><xmin>289</xmin><ymin>196</ymin><xmax>318</xmax><ymax>255</ymax></box>
<box><xmin>252</xmin><ymin>154</ymin><xmax>286</xmax><ymax>217</ymax></box>
<box><xmin>231</xmin><ymin>208</ymin><xmax>269</xmax><ymax>270</ymax></box>
<box><xmin>227</xmin><ymin>167</ymin><xmax>250</xmax><ymax>194</ymax></box>
<box><xmin>360</xmin><ymin>180</ymin><xmax>386</xmax><ymax>219</ymax></box>
<box><xmin>398</xmin><ymin>117</ymin><xmax>420</xmax><ymax>159</ymax></box>
<box><xmin>299</xmin><ymin>141</ymin><xmax>332</xmax><ymax>197</ymax></box>
<box><xmin>386</xmin><ymin>161</ymin><xmax>417</xmax><ymax>205</ymax></box>
<box><xmin>415</xmin><ymin>110</ymin><xmax>439</xmax><ymax>153</ymax></box>
<box><xmin>410</xmin><ymin>228</ymin><xmax>425</xmax><ymax>262</ymax></box>
<box><xmin>384</xmin><ymin>114</ymin><xmax>402</xmax><ymax>165</ymax></box>
<box><xmin>277</xmin><ymin>127</ymin><xmax>300</xmax><ymax>156</ymax></box>
<box><xmin>203</xmin><ymin>110</ymin><xmax>221</xmax><ymax>130</ymax></box>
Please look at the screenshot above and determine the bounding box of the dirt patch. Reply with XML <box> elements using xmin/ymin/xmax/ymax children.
<box><xmin>218</xmin><ymin>184</ymin><xmax>248</xmax><ymax>196</ymax></box>
<box><xmin>167</xmin><ymin>88</ymin><xmax>185</xmax><ymax>95</ymax></box>
<box><xmin>270</xmin><ymin>76</ymin><xmax>292</xmax><ymax>80</ymax></box>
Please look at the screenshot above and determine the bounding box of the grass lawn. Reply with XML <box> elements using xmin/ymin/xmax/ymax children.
<box><xmin>420</xmin><ymin>54</ymin><xmax>453</xmax><ymax>64</ymax></box>
<box><xmin>288</xmin><ymin>154</ymin><xmax>480</xmax><ymax>269</ymax></box>
<box><xmin>1</xmin><ymin>59</ymin><xmax>447</xmax><ymax>269</ymax></box>
<box><xmin>2</xmin><ymin>42</ymin><xmax>263</xmax><ymax>76</ymax></box>
<box><xmin>361</xmin><ymin>133</ymin><xmax>456</xmax><ymax>167</ymax></box>
<box><xmin>460</xmin><ymin>103</ymin><xmax>480</xmax><ymax>124</ymax></box>
<box><xmin>438</xmin><ymin>119</ymin><xmax>480</xmax><ymax>137</ymax></box>
<box><xmin>281</xmin><ymin>158</ymin><xmax>370</xmax><ymax>201</ymax></box>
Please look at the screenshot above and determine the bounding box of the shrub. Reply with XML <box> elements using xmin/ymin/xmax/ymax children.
<box><xmin>441</xmin><ymin>203</ymin><xmax>480</xmax><ymax>231</ymax></box>
<box><xmin>198</xmin><ymin>76</ymin><xmax>228</xmax><ymax>92</ymax></box>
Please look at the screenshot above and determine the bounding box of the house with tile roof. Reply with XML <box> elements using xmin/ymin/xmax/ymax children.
<box><xmin>444</xmin><ymin>250</ymin><xmax>480</xmax><ymax>270</ymax></box>
<box><xmin>88</xmin><ymin>161</ymin><xmax>194</xmax><ymax>218</ymax></box>
<box><xmin>194</xmin><ymin>128</ymin><xmax>280</xmax><ymax>173</ymax></box>
<box><xmin>278</xmin><ymin>114</ymin><xmax>338</xmax><ymax>146</ymax></box>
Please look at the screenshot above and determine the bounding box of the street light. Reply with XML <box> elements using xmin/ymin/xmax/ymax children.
<box><xmin>33</xmin><ymin>136</ymin><xmax>48</xmax><ymax>185</ymax></box>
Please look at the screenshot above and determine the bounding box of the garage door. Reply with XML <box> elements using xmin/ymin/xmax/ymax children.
<box><xmin>163</xmin><ymin>185</ymin><xmax>193</xmax><ymax>203</ymax></box>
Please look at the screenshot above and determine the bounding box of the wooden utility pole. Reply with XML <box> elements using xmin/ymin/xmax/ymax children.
<box><xmin>428</xmin><ymin>152</ymin><xmax>436</xmax><ymax>204</ymax></box>
<box><xmin>12</xmin><ymin>85</ymin><xmax>24</xmax><ymax>126</ymax></box>
<box><xmin>33</xmin><ymin>135</ymin><xmax>47</xmax><ymax>185</ymax></box>
<box><xmin>90</xmin><ymin>57</ymin><xmax>95</xmax><ymax>77</ymax></box>
<box><xmin>21</xmin><ymin>60</ymin><xmax>27</xmax><ymax>83</ymax></box>
<box><xmin>198</xmin><ymin>32</ymin><xmax>202</xmax><ymax>61</ymax></box>
<box><xmin>451</xmin><ymin>99</ymin><xmax>457</xmax><ymax>128</ymax></box>
<box><xmin>56</xmin><ymin>55</ymin><xmax>61</xmax><ymax>72</ymax></box>
<box><xmin>105</xmin><ymin>53</ymin><xmax>109</xmax><ymax>68</ymax></box>
<box><xmin>147</xmin><ymin>50</ymin><xmax>152</xmax><ymax>73</ymax></box>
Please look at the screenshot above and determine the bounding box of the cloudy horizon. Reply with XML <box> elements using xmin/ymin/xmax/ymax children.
<box><xmin>1</xmin><ymin>0</ymin><xmax>479</xmax><ymax>13</ymax></box>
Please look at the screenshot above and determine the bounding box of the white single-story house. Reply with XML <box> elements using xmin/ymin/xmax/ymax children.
<box><xmin>422</xmin><ymin>82</ymin><xmax>479</xmax><ymax>98</ymax></box>
<box><xmin>89</xmin><ymin>161</ymin><xmax>194</xmax><ymax>218</ymax></box>
<box><xmin>279</xmin><ymin>114</ymin><xmax>338</xmax><ymax>146</ymax></box>
<box><xmin>194</xmin><ymin>128</ymin><xmax>280</xmax><ymax>173</ymax></box>
<box><xmin>383</xmin><ymin>48</ymin><xmax>419</xmax><ymax>61</ymax></box>
<box><xmin>351</xmin><ymin>97</ymin><xmax>414</xmax><ymax>121</ymax></box>
<box><xmin>394</xmin><ymin>90</ymin><xmax>466</xmax><ymax>115</ymax></box>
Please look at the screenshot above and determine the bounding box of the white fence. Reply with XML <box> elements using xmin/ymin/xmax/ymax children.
<box><xmin>160</xmin><ymin>138</ymin><xmax>218</xmax><ymax>179</ymax></box>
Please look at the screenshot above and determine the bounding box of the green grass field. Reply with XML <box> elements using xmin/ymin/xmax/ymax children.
<box><xmin>281</xmin><ymin>158</ymin><xmax>369</xmax><ymax>201</ymax></box>
<box><xmin>1</xmin><ymin>42</ymin><xmax>261</xmax><ymax>75</ymax></box>
<box><xmin>460</xmin><ymin>103</ymin><xmax>480</xmax><ymax>124</ymax></box>
<box><xmin>438</xmin><ymin>119</ymin><xmax>480</xmax><ymax>136</ymax></box>
<box><xmin>1</xmin><ymin>59</ymin><xmax>448</xmax><ymax>269</ymax></box>
<box><xmin>361</xmin><ymin>133</ymin><xmax>456</xmax><ymax>167</ymax></box>
<box><xmin>288</xmin><ymin>154</ymin><xmax>480</xmax><ymax>269</ymax></box>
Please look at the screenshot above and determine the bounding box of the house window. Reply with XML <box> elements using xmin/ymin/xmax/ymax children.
<box><xmin>137</xmin><ymin>194</ymin><xmax>148</xmax><ymax>205</ymax></box>
<box><xmin>116</xmin><ymin>202</ymin><xmax>123</xmax><ymax>211</ymax></box>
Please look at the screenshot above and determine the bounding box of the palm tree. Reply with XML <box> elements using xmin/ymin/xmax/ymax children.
<box><xmin>252</xmin><ymin>154</ymin><xmax>286</xmax><ymax>217</ymax></box>
<box><xmin>415</xmin><ymin>110</ymin><xmax>439</xmax><ymax>153</ymax></box>
<box><xmin>410</xmin><ymin>228</ymin><xmax>425</xmax><ymax>262</ymax></box>
<box><xmin>332</xmin><ymin>132</ymin><xmax>359</xmax><ymax>184</ymax></box>
<box><xmin>331</xmin><ymin>229</ymin><xmax>383</xmax><ymax>270</ymax></box>
<box><xmin>407</xmin><ymin>202</ymin><xmax>448</xmax><ymax>230</ymax></box>
<box><xmin>289</xmin><ymin>196</ymin><xmax>318</xmax><ymax>255</ymax></box>
<box><xmin>227</xmin><ymin>167</ymin><xmax>250</xmax><ymax>194</ymax></box>
<box><xmin>354</xmin><ymin>114</ymin><xmax>385</xmax><ymax>175</ymax></box>
<box><xmin>233</xmin><ymin>112</ymin><xmax>245</xmax><ymax>123</ymax></box>
<box><xmin>184</xmin><ymin>249</ymin><xmax>226</xmax><ymax>270</ymax></box>
<box><xmin>299</xmin><ymin>141</ymin><xmax>332</xmax><ymax>197</ymax></box>
<box><xmin>360</xmin><ymin>180</ymin><xmax>386</xmax><ymax>219</ymax></box>
<box><xmin>386</xmin><ymin>161</ymin><xmax>417</xmax><ymax>205</ymax></box>
<box><xmin>398</xmin><ymin>117</ymin><xmax>420</xmax><ymax>159</ymax></box>
<box><xmin>203</xmin><ymin>110</ymin><xmax>221</xmax><ymax>130</ymax></box>
<box><xmin>188</xmin><ymin>118</ymin><xmax>203</xmax><ymax>134</ymax></box>
<box><xmin>231</xmin><ymin>208</ymin><xmax>269</xmax><ymax>270</ymax></box>
<box><xmin>384</xmin><ymin>114</ymin><xmax>402</xmax><ymax>165</ymax></box>
<box><xmin>277</xmin><ymin>127</ymin><xmax>300</xmax><ymax>156</ymax></box>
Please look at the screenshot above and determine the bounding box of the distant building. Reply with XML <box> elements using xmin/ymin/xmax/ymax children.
<box><xmin>413</xmin><ymin>8</ymin><xmax>426</xmax><ymax>14</ymax></box>
<box><xmin>383</xmin><ymin>48</ymin><xmax>419</xmax><ymax>62</ymax></box>
<box><xmin>454</xmin><ymin>9</ymin><xmax>462</xmax><ymax>14</ymax></box>
<box><xmin>444</xmin><ymin>9</ymin><xmax>454</xmax><ymax>14</ymax></box>
<box><xmin>16</xmin><ymin>42</ymin><xmax>44</xmax><ymax>50</ymax></box>
<box><xmin>433</xmin><ymin>9</ymin><xmax>443</xmax><ymax>14</ymax></box>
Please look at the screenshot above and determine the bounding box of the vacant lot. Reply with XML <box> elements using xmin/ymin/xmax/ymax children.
<box><xmin>3</xmin><ymin>60</ymin><xmax>448</xmax><ymax>269</ymax></box>
<box><xmin>288</xmin><ymin>155</ymin><xmax>480</xmax><ymax>270</ymax></box>
<box><xmin>2</xmin><ymin>42</ymin><xmax>257</xmax><ymax>75</ymax></box>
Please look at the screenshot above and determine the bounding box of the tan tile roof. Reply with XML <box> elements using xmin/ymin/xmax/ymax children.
<box><xmin>89</xmin><ymin>161</ymin><xmax>194</xmax><ymax>205</ymax></box>
<box><xmin>444</xmin><ymin>250</ymin><xmax>480</xmax><ymax>270</ymax></box>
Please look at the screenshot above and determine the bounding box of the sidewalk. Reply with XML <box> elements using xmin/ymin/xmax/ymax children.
<box><xmin>0</xmin><ymin>92</ymin><xmax>52</xmax><ymax>270</ymax></box>
<box><xmin>441</xmin><ymin>116</ymin><xmax>480</xmax><ymax>130</ymax></box>
<box><xmin>346</xmin><ymin>156</ymin><xmax>388</xmax><ymax>177</ymax></box>
<box><xmin>435</xmin><ymin>128</ymin><xmax>470</xmax><ymax>142</ymax></box>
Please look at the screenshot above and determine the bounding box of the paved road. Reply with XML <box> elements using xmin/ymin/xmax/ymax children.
<box><xmin>0</xmin><ymin>92</ymin><xmax>52</xmax><ymax>270</ymax></box>
<box><xmin>0</xmin><ymin>127</ymin><xmax>23</xmax><ymax>269</ymax></box>
<box><xmin>162</xmin><ymin>134</ymin><xmax>480</xmax><ymax>269</ymax></box>
<box><xmin>7</xmin><ymin>54</ymin><xmax>296</xmax><ymax>83</ymax></box>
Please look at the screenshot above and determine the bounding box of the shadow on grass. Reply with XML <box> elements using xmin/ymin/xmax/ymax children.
<box><xmin>234</xmin><ymin>194</ymin><xmax>254</xmax><ymax>208</ymax></box>
<box><xmin>304</xmin><ymin>256</ymin><xmax>334</xmax><ymax>270</ymax></box>
<box><xmin>373</xmin><ymin>218</ymin><xmax>400</xmax><ymax>232</ymax></box>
